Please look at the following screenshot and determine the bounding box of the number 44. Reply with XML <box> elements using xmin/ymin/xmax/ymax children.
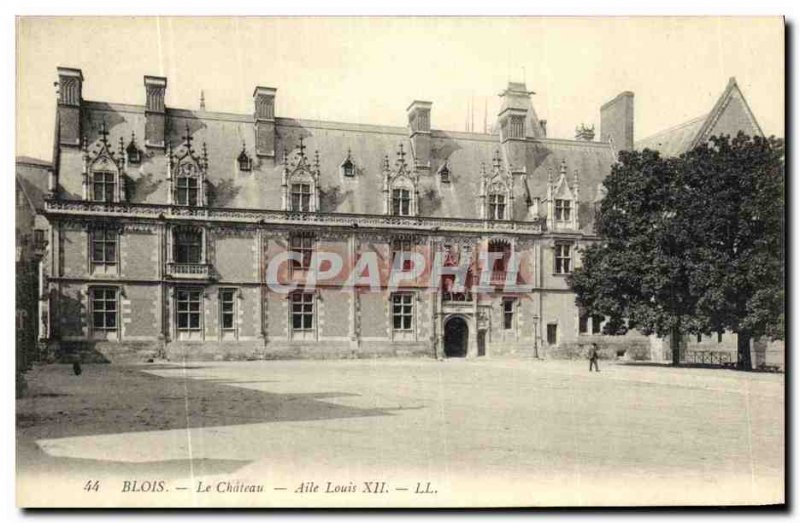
<box><xmin>84</xmin><ymin>480</ymin><xmax>100</xmax><ymax>492</ymax></box>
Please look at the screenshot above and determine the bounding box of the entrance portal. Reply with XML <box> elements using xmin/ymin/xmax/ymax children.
<box><xmin>444</xmin><ymin>316</ymin><xmax>468</xmax><ymax>358</ymax></box>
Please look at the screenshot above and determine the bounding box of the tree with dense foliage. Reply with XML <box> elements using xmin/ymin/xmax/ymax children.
<box><xmin>568</xmin><ymin>149</ymin><xmax>700</xmax><ymax>365</ymax></box>
<box><xmin>568</xmin><ymin>133</ymin><xmax>784</xmax><ymax>369</ymax></box>
<box><xmin>681</xmin><ymin>134</ymin><xmax>785</xmax><ymax>368</ymax></box>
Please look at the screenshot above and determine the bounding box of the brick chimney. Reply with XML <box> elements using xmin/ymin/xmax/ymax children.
<box><xmin>600</xmin><ymin>91</ymin><xmax>634</xmax><ymax>151</ymax></box>
<box><xmin>253</xmin><ymin>86</ymin><xmax>277</xmax><ymax>158</ymax></box>
<box><xmin>407</xmin><ymin>100</ymin><xmax>432</xmax><ymax>169</ymax></box>
<box><xmin>144</xmin><ymin>75</ymin><xmax>167</xmax><ymax>148</ymax></box>
<box><xmin>56</xmin><ymin>67</ymin><xmax>83</xmax><ymax>147</ymax></box>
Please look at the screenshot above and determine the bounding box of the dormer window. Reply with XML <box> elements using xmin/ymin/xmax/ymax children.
<box><xmin>555</xmin><ymin>199</ymin><xmax>572</xmax><ymax>221</ymax></box>
<box><xmin>176</xmin><ymin>175</ymin><xmax>200</xmax><ymax>206</ymax></box>
<box><xmin>168</xmin><ymin>125</ymin><xmax>208</xmax><ymax>208</ymax></box>
<box><xmin>126</xmin><ymin>133</ymin><xmax>141</xmax><ymax>165</ymax></box>
<box><xmin>92</xmin><ymin>171</ymin><xmax>116</xmax><ymax>203</ymax></box>
<box><xmin>291</xmin><ymin>183</ymin><xmax>312</xmax><ymax>212</ymax></box>
<box><xmin>237</xmin><ymin>143</ymin><xmax>252</xmax><ymax>172</ymax></box>
<box><xmin>343</xmin><ymin>160</ymin><xmax>354</xmax><ymax>177</ymax></box>
<box><xmin>488</xmin><ymin>193</ymin><xmax>506</xmax><ymax>220</ymax></box>
<box><xmin>392</xmin><ymin>188</ymin><xmax>411</xmax><ymax>216</ymax></box>
<box><xmin>439</xmin><ymin>163</ymin><xmax>450</xmax><ymax>183</ymax></box>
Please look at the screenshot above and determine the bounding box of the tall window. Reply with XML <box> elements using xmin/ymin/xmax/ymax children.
<box><xmin>174</xmin><ymin>229</ymin><xmax>203</xmax><ymax>264</ymax></box>
<box><xmin>591</xmin><ymin>315</ymin><xmax>603</xmax><ymax>334</ymax></box>
<box><xmin>503</xmin><ymin>298</ymin><xmax>515</xmax><ymax>330</ymax></box>
<box><xmin>176</xmin><ymin>176</ymin><xmax>199</xmax><ymax>206</ymax></box>
<box><xmin>392</xmin><ymin>293</ymin><xmax>414</xmax><ymax>331</ymax></box>
<box><xmin>489</xmin><ymin>193</ymin><xmax>506</xmax><ymax>220</ymax></box>
<box><xmin>579</xmin><ymin>311</ymin><xmax>589</xmax><ymax>334</ymax></box>
<box><xmin>219</xmin><ymin>289</ymin><xmax>236</xmax><ymax>332</ymax></box>
<box><xmin>291</xmin><ymin>183</ymin><xmax>311</xmax><ymax>212</ymax></box>
<box><xmin>33</xmin><ymin>229</ymin><xmax>46</xmax><ymax>250</ymax></box>
<box><xmin>291</xmin><ymin>292</ymin><xmax>314</xmax><ymax>332</ymax></box>
<box><xmin>555</xmin><ymin>199</ymin><xmax>572</xmax><ymax>221</ymax></box>
<box><xmin>91</xmin><ymin>287</ymin><xmax>118</xmax><ymax>332</ymax></box>
<box><xmin>547</xmin><ymin>323</ymin><xmax>558</xmax><ymax>345</ymax></box>
<box><xmin>92</xmin><ymin>172</ymin><xmax>116</xmax><ymax>203</ymax></box>
<box><xmin>488</xmin><ymin>240</ymin><xmax>510</xmax><ymax>281</ymax></box>
<box><xmin>554</xmin><ymin>243</ymin><xmax>572</xmax><ymax>274</ymax></box>
<box><xmin>392</xmin><ymin>238</ymin><xmax>414</xmax><ymax>271</ymax></box>
<box><xmin>392</xmin><ymin>188</ymin><xmax>411</xmax><ymax>216</ymax></box>
<box><xmin>176</xmin><ymin>289</ymin><xmax>202</xmax><ymax>332</ymax></box>
<box><xmin>91</xmin><ymin>228</ymin><xmax>117</xmax><ymax>266</ymax></box>
<box><xmin>289</xmin><ymin>234</ymin><xmax>314</xmax><ymax>271</ymax></box>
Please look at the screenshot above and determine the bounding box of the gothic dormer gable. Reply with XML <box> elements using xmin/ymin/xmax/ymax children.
<box><xmin>479</xmin><ymin>149</ymin><xmax>514</xmax><ymax>220</ymax></box>
<box><xmin>383</xmin><ymin>143</ymin><xmax>419</xmax><ymax>216</ymax></box>
<box><xmin>166</xmin><ymin>123</ymin><xmax>209</xmax><ymax>207</ymax></box>
<box><xmin>282</xmin><ymin>137</ymin><xmax>320</xmax><ymax>212</ymax></box>
<box><xmin>546</xmin><ymin>159</ymin><xmax>579</xmax><ymax>230</ymax></box>
<box><xmin>82</xmin><ymin>120</ymin><xmax>125</xmax><ymax>202</ymax></box>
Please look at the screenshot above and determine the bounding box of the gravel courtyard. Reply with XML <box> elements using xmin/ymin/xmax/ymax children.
<box><xmin>17</xmin><ymin>358</ymin><xmax>784</xmax><ymax>508</ymax></box>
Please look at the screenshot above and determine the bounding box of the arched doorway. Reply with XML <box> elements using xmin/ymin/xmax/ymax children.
<box><xmin>444</xmin><ymin>316</ymin><xmax>468</xmax><ymax>358</ymax></box>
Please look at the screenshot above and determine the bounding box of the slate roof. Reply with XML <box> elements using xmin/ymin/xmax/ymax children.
<box><xmin>634</xmin><ymin>77</ymin><xmax>764</xmax><ymax>157</ymax></box>
<box><xmin>16</xmin><ymin>157</ymin><xmax>51</xmax><ymax>211</ymax></box>
<box><xmin>633</xmin><ymin>114</ymin><xmax>708</xmax><ymax>157</ymax></box>
<box><xmin>60</xmin><ymin>87</ymin><xmax>616</xmax><ymax>233</ymax></box>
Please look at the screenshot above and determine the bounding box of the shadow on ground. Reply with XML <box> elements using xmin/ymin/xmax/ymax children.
<box><xmin>17</xmin><ymin>363</ymin><xmax>395</xmax><ymax>476</ymax></box>
<box><xmin>619</xmin><ymin>361</ymin><xmax>783</xmax><ymax>373</ymax></box>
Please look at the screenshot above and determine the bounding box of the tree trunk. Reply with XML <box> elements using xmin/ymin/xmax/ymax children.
<box><xmin>737</xmin><ymin>331</ymin><xmax>752</xmax><ymax>370</ymax></box>
<box><xmin>671</xmin><ymin>324</ymin><xmax>681</xmax><ymax>366</ymax></box>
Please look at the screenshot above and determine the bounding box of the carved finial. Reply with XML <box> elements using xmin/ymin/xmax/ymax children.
<box><xmin>573</xmin><ymin>168</ymin><xmax>580</xmax><ymax>195</ymax></box>
<box><xmin>396</xmin><ymin>143</ymin><xmax>406</xmax><ymax>166</ymax></box>
<box><xmin>202</xmin><ymin>142</ymin><xmax>208</xmax><ymax>167</ymax></box>
<box><xmin>82</xmin><ymin>135</ymin><xmax>89</xmax><ymax>154</ymax></box>
<box><xmin>547</xmin><ymin>167</ymin><xmax>554</xmax><ymax>185</ymax></box>
<box><xmin>283</xmin><ymin>148</ymin><xmax>289</xmax><ymax>166</ymax></box>
<box><xmin>200</xmin><ymin>90</ymin><xmax>206</xmax><ymax>110</ymax></box>
<box><xmin>481</xmin><ymin>161</ymin><xmax>487</xmax><ymax>176</ymax></box>
<box><xmin>314</xmin><ymin>149</ymin><xmax>320</xmax><ymax>169</ymax></box>
<box><xmin>98</xmin><ymin>119</ymin><xmax>110</xmax><ymax>146</ymax></box>
<box><xmin>298</xmin><ymin>136</ymin><xmax>306</xmax><ymax>159</ymax></box>
<box><xmin>492</xmin><ymin>149</ymin><xmax>502</xmax><ymax>170</ymax></box>
<box><xmin>383</xmin><ymin>154</ymin><xmax>390</xmax><ymax>171</ymax></box>
<box><xmin>183</xmin><ymin>122</ymin><xmax>193</xmax><ymax>148</ymax></box>
<box><xmin>559</xmin><ymin>158</ymin><xmax>567</xmax><ymax>176</ymax></box>
<box><xmin>118</xmin><ymin>136</ymin><xmax>125</xmax><ymax>156</ymax></box>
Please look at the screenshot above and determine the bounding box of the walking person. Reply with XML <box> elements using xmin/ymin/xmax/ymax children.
<box><xmin>589</xmin><ymin>343</ymin><xmax>600</xmax><ymax>372</ymax></box>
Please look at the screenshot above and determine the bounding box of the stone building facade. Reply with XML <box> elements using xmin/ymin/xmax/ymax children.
<box><xmin>16</xmin><ymin>157</ymin><xmax>51</xmax><ymax>372</ymax></box>
<box><xmin>42</xmin><ymin>67</ymin><xmax>645</xmax><ymax>362</ymax></box>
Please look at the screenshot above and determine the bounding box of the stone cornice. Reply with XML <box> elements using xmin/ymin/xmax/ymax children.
<box><xmin>44</xmin><ymin>198</ymin><xmax>553</xmax><ymax>236</ymax></box>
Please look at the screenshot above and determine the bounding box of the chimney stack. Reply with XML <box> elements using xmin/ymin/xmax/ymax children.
<box><xmin>144</xmin><ymin>75</ymin><xmax>167</xmax><ymax>148</ymax></box>
<box><xmin>253</xmin><ymin>86</ymin><xmax>277</xmax><ymax>159</ymax></box>
<box><xmin>600</xmin><ymin>91</ymin><xmax>634</xmax><ymax>152</ymax></box>
<box><xmin>498</xmin><ymin>82</ymin><xmax>533</xmax><ymax>172</ymax></box>
<box><xmin>407</xmin><ymin>100</ymin><xmax>432</xmax><ymax>169</ymax></box>
<box><xmin>57</xmin><ymin>67</ymin><xmax>83</xmax><ymax>147</ymax></box>
<box><xmin>575</xmin><ymin>124</ymin><xmax>595</xmax><ymax>141</ymax></box>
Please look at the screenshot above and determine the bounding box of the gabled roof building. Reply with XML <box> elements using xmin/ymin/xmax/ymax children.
<box><xmin>36</xmin><ymin>67</ymin><xmax>765</xmax><ymax>362</ymax></box>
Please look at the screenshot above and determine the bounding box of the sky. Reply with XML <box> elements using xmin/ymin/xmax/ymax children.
<box><xmin>16</xmin><ymin>16</ymin><xmax>784</xmax><ymax>161</ymax></box>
